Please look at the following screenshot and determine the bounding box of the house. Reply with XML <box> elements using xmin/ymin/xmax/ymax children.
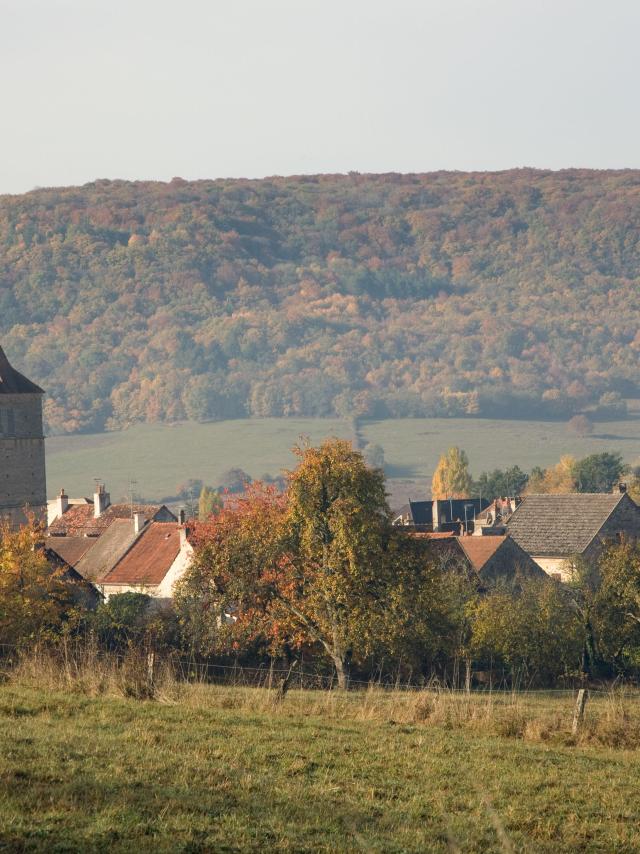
<box><xmin>456</xmin><ymin>535</ymin><xmax>544</xmax><ymax>584</ymax></box>
<box><xmin>393</xmin><ymin>497</ymin><xmax>490</xmax><ymax>533</ymax></box>
<box><xmin>0</xmin><ymin>345</ymin><xmax>47</xmax><ymax>527</ymax></box>
<box><xmin>43</xmin><ymin>546</ymin><xmax>102</xmax><ymax>610</ymax></box>
<box><xmin>47</xmin><ymin>484</ymin><xmax>176</xmax><ymax>538</ymax></box>
<box><xmin>472</xmin><ymin>497</ymin><xmax>521</xmax><ymax>536</ymax></box>
<box><xmin>410</xmin><ymin>531</ymin><xmax>542</xmax><ymax>584</ymax></box>
<box><xmin>506</xmin><ymin>489</ymin><xmax>640</xmax><ymax>580</ymax></box>
<box><xmin>96</xmin><ymin>521</ymin><xmax>193</xmax><ymax>601</ymax></box>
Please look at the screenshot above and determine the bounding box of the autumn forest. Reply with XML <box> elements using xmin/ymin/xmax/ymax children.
<box><xmin>1</xmin><ymin>169</ymin><xmax>639</xmax><ymax>435</ymax></box>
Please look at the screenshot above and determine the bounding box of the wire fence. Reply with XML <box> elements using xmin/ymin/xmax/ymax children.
<box><xmin>3</xmin><ymin>641</ymin><xmax>640</xmax><ymax>697</ymax></box>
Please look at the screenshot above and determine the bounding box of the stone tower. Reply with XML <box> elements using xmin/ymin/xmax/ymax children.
<box><xmin>0</xmin><ymin>346</ymin><xmax>46</xmax><ymax>527</ymax></box>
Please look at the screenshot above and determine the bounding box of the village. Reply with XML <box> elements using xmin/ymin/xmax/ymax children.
<box><xmin>3</xmin><ymin>344</ymin><xmax>640</xmax><ymax>608</ymax></box>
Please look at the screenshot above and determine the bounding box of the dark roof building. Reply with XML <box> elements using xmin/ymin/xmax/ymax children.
<box><xmin>0</xmin><ymin>346</ymin><xmax>44</xmax><ymax>395</ymax></box>
<box><xmin>0</xmin><ymin>346</ymin><xmax>47</xmax><ymax>527</ymax></box>
<box><xmin>506</xmin><ymin>490</ymin><xmax>640</xmax><ymax>579</ymax></box>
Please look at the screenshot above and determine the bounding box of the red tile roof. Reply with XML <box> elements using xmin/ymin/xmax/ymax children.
<box><xmin>457</xmin><ymin>536</ymin><xmax>505</xmax><ymax>571</ymax></box>
<box><xmin>48</xmin><ymin>503</ymin><xmax>172</xmax><ymax>537</ymax></box>
<box><xmin>101</xmin><ymin>523</ymin><xmax>182</xmax><ymax>587</ymax></box>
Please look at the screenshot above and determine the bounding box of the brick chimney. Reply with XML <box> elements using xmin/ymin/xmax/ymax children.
<box><xmin>93</xmin><ymin>484</ymin><xmax>110</xmax><ymax>518</ymax></box>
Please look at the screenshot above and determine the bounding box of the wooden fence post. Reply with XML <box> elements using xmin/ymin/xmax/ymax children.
<box><xmin>147</xmin><ymin>652</ymin><xmax>155</xmax><ymax>690</ymax></box>
<box><xmin>572</xmin><ymin>688</ymin><xmax>588</xmax><ymax>735</ymax></box>
<box><xmin>275</xmin><ymin>660</ymin><xmax>299</xmax><ymax>704</ymax></box>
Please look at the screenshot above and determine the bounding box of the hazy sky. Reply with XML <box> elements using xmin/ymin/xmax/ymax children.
<box><xmin>1</xmin><ymin>0</ymin><xmax>639</xmax><ymax>194</ymax></box>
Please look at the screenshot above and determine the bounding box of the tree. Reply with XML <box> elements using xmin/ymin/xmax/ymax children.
<box><xmin>567</xmin><ymin>415</ymin><xmax>594</xmax><ymax>437</ymax></box>
<box><xmin>473</xmin><ymin>465</ymin><xmax>529</xmax><ymax>501</ymax></box>
<box><xmin>470</xmin><ymin>578</ymin><xmax>583</xmax><ymax>685</ymax></box>
<box><xmin>198</xmin><ymin>486</ymin><xmax>223</xmax><ymax>521</ymax></box>
<box><xmin>178</xmin><ymin>440</ymin><xmax>398</xmax><ymax>688</ymax></box>
<box><xmin>216</xmin><ymin>468</ymin><xmax>252</xmax><ymax>494</ymax></box>
<box><xmin>431</xmin><ymin>447</ymin><xmax>473</xmax><ymax>498</ymax></box>
<box><xmin>0</xmin><ymin>520</ymin><xmax>83</xmax><ymax>646</ymax></box>
<box><xmin>573</xmin><ymin>452</ymin><xmax>626</xmax><ymax>493</ymax></box>
<box><xmin>526</xmin><ymin>456</ymin><xmax>577</xmax><ymax>493</ymax></box>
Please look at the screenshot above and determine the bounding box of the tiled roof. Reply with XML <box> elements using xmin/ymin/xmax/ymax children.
<box><xmin>457</xmin><ymin>536</ymin><xmax>504</xmax><ymax>571</ymax></box>
<box><xmin>102</xmin><ymin>522</ymin><xmax>181</xmax><ymax>587</ymax></box>
<box><xmin>45</xmin><ymin>536</ymin><xmax>95</xmax><ymax>568</ymax></box>
<box><xmin>506</xmin><ymin>493</ymin><xmax>627</xmax><ymax>556</ymax></box>
<box><xmin>48</xmin><ymin>503</ymin><xmax>170</xmax><ymax>537</ymax></box>
<box><xmin>75</xmin><ymin>518</ymin><xmax>139</xmax><ymax>581</ymax></box>
<box><xmin>0</xmin><ymin>346</ymin><xmax>44</xmax><ymax>395</ymax></box>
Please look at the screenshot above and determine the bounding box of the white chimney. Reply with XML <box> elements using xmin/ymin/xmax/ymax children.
<box><xmin>93</xmin><ymin>484</ymin><xmax>110</xmax><ymax>518</ymax></box>
<box><xmin>133</xmin><ymin>512</ymin><xmax>146</xmax><ymax>534</ymax></box>
<box><xmin>56</xmin><ymin>488</ymin><xmax>69</xmax><ymax>519</ymax></box>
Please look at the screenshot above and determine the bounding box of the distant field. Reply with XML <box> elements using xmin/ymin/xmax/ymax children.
<box><xmin>2</xmin><ymin>683</ymin><xmax>640</xmax><ymax>852</ymax></box>
<box><xmin>46</xmin><ymin>416</ymin><xmax>640</xmax><ymax>504</ymax></box>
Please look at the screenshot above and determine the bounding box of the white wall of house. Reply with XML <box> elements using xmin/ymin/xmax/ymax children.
<box><xmin>157</xmin><ymin>541</ymin><xmax>194</xmax><ymax>598</ymax></box>
<box><xmin>98</xmin><ymin>539</ymin><xmax>193</xmax><ymax>601</ymax></box>
<box><xmin>532</xmin><ymin>556</ymin><xmax>572</xmax><ymax>581</ymax></box>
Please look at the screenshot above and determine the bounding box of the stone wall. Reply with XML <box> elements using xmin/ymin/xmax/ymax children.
<box><xmin>0</xmin><ymin>393</ymin><xmax>46</xmax><ymax>526</ymax></box>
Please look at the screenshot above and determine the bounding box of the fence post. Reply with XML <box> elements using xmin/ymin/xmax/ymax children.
<box><xmin>275</xmin><ymin>659</ymin><xmax>299</xmax><ymax>704</ymax></box>
<box><xmin>572</xmin><ymin>688</ymin><xmax>588</xmax><ymax>736</ymax></box>
<box><xmin>147</xmin><ymin>652</ymin><xmax>155</xmax><ymax>691</ymax></box>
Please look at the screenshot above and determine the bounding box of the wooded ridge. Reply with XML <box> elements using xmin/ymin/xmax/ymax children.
<box><xmin>1</xmin><ymin>169</ymin><xmax>639</xmax><ymax>434</ymax></box>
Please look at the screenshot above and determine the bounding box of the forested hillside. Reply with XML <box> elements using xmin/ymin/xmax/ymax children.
<box><xmin>1</xmin><ymin>169</ymin><xmax>639</xmax><ymax>435</ymax></box>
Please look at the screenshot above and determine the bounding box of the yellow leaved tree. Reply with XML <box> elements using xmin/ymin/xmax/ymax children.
<box><xmin>431</xmin><ymin>447</ymin><xmax>473</xmax><ymax>499</ymax></box>
<box><xmin>0</xmin><ymin>519</ymin><xmax>79</xmax><ymax>647</ymax></box>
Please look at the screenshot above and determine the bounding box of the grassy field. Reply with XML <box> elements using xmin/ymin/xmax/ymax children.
<box><xmin>46</xmin><ymin>416</ymin><xmax>640</xmax><ymax>506</ymax></box>
<box><xmin>2</xmin><ymin>680</ymin><xmax>640</xmax><ymax>852</ymax></box>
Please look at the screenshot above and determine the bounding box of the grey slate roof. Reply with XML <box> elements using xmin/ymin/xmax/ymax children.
<box><xmin>506</xmin><ymin>493</ymin><xmax>627</xmax><ymax>556</ymax></box>
<box><xmin>0</xmin><ymin>346</ymin><xmax>44</xmax><ymax>395</ymax></box>
<box><xmin>74</xmin><ymin>518</ymin><xmax>139</xmax><ymax>581</ymax></box>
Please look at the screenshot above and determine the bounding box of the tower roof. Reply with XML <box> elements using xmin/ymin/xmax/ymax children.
<box><xmin>0</xmin><ymin>346</ymin><xmax>44</xmax><ymax>395</ymax></box>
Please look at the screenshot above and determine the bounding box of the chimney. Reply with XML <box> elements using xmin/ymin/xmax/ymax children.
<box><xmin>179</xmin><ymin>508</ymin><xmax>186</xmax><ymax>524</ymax></box>
<box><xmin>133</xmin><ymin>512</ymin><xmax>146</xmax><ymax>534</ymax></box>
<box><xmin>56</xmin><ymin>488</ymin><xmax>69</xmax><ymax>519</ymax></box>
<box><xmin>180</xmin><ymin>524</ymin><xmax>188</xmax><ymax>548</ymax></box>
<box><xmin>93</xmin><ymin>484</ymin><xmax>110</xmax><ymax>518</ymax></box>
<box><xmin>618</xmin><ymin>482</ymin><xmax>627</xmax><ymax>494</ymax></box>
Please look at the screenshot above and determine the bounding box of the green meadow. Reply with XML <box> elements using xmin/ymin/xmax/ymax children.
<box><xmin>2</xmin><ymin>682</ymin><xmax>640</xmax><ymax>852</ymax></box>
<box><xmin>46</xmin><ymin>416</ymin><xmax>640</xmax><ymax>504</ymax></box>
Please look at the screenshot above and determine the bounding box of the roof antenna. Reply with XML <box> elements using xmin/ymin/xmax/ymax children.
<box><xmin>129</xmin><ymin>478</ymin><xmax>137</xmax><ymax>519</ymax></box>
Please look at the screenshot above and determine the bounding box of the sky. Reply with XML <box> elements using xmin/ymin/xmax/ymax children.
<box><xmin>1</xmin><ymin>0</ymin><xmax>639</xmax><ymax>195</ymax></box>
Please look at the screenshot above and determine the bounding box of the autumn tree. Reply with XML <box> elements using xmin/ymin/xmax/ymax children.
<box><xmin>431</xmin><ymin>447</ymin><xmax>473</xmax><ymax>499</ymax></box>
<box><xmin>178</xmin><ymin>440</ymin><xmax>414</xmax><ymax>687</ymax></box>
<box><xmin>0</xmin><ymin>520</ymin><xmax>82</xmax><ymax>646</ymax></box>
<box><xmin>567</xmin><ymin>415</ymin><xmax>594</xmax><ymax>437</ymax></box>
<box><xmin>526</xmin><ymin>456</ymin><xmax>577</xmax><ymax>493</ymax></box>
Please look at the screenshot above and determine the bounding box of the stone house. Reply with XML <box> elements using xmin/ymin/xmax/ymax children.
<box><xmin>506</xmin><ymin>489</ymin><xmax>640</xmax><ymax>580</ymax></box>
<box><xmin>96</xmin><ymin>521</ymin><xmax>193</xmax><ymax>601</ymax></box>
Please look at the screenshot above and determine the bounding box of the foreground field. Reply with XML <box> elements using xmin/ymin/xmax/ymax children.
<box><xmin>46</xmin><ymin>415</ymin><xmax>640</xmax><ymax>504</ymax></box>
<box><xmin>2</xmin><ymin>683</ymin><xmax>640</xmax><ymax>852</ymax></box>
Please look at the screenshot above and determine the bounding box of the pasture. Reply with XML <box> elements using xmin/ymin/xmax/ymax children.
<box><xmin>2</xmin><ymin>680</ymin><xmax>640</xmax><ymax>852</ymax></box>
<box><xmin>46</xmin><ymin>416</ymin><xmax>640</xmax><ymax>505</ymax></box>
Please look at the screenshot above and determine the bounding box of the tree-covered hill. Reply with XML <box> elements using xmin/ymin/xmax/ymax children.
<box><xmin>1</xmin><ymin>169</ymin><xmax>639</xmax><ymax>434</ymax></box>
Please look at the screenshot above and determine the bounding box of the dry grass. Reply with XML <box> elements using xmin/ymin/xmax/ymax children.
<box><xmin>7</xmin><ymin>649</ymin><xmax>640</xmax><ymax>750</ymax></box>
